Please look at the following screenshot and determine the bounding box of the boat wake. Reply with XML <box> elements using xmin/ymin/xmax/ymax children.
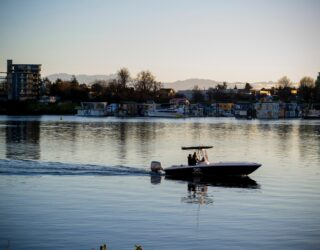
<box><xmin>0</xmin><ymin>159</ymin><xmax>150</xmax><ymax>176</ymax></box>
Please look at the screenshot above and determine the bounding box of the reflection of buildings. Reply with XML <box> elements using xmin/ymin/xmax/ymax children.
<box><xmin>7</xmin><ymin>59</ymin><xmax>42</xmax><ymax>100</ymax></box>
<box><xmin>6</xmin><ymin>121</ymin><xmax>40</xmax><ymax>160</ymax></box>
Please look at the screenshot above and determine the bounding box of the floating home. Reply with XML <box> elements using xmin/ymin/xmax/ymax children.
<box><xmin>77</xmin><ymin>102</ymin><xmax>108</xmax><ymax>116</ymax></box>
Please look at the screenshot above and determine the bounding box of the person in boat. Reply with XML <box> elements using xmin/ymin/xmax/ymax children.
<box><xmin>188</xmin><ymin>154</ymin><xmax>192</xmax><ymax>166</ymax></box>
<box><xmin>192</xmin><ymin>152</ymin><xmax>198</xmax><ymax>165</ymax></box>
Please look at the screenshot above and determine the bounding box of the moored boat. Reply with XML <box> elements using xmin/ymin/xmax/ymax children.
<box><xmin>302</xmin><ymin>104</ymin><xmax>320</xmax><ymax>119</ymax></box>
<box><xmin>146</xmin><ymin>107</ymin><xmax>186</xmax><ymax>118</ymax></box>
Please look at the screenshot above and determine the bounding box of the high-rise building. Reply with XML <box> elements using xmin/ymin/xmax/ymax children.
<box><xmin>7</xmin><ymin>59</ymin><xmax>41</xmax><ymax>101</ymax></box>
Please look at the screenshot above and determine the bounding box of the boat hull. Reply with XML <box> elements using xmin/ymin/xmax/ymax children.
<box><xmin>164</xmin><ymin>162</ymin><xmax>261</xmax><ymax>177</ymax></box>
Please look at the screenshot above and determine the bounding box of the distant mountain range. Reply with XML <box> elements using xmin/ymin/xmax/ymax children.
<box><xmin>164</xmin><ymin>78</ymin><xmax>277</xmax><ymax>91</ymax></box>
<box><xmin>46</xmin><ymin>73</ymin><xmax>116</xmax><ymax>84</ymax></box>
<box><xmin>45</xmin><ymin>73</ymin><xmax>277</xmax><ymax>90</ymax></box>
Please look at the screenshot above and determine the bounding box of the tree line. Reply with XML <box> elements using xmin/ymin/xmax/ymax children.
<box><xmin>37</xmin><ymin>70</ymin><xmax>320</xmax><ymax>104</ymax></box>
<box><xmin>191</xmin><ymin>75</ymin><xmax>320</xmax><ymax>103</ymax></box>
<box><xmin>42</xmin><ymin>68</ymin><xmax>163</xmax><ymax>103</ymax></box>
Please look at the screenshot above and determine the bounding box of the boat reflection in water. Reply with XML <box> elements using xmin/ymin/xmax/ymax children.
<box><xmin>177</xmin><ymin>176</ymin><xmax>259</xmax><ymax>204</ymax></box>
<box><xmin>150</xmin><ymin>175</ymin><xmax>260</xmax><ymax>205</ymax></box>
<box><xmin>151</xmin><ymin>174</ymin><xmax>260</xmax><ymax>189</ymax></box>
<box><xmin>182</xmin><ymin>182</ymin><xmax>213</xmax><ymax>205</ymax></box>
<box><xmin>165</xmin><ymin>175</ymin><xmax>260</xmax><ymax>189</ymax></box>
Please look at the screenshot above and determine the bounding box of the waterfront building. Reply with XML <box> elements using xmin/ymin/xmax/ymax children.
<box><xmin>0</xmin><ymin>74</ymin><xmax>7</xmax><ymax>101</ymax></box>
<box><xmin>107</xmin><ymin>103</ymin><xmax>119</xmax><ymax>115</ymax></box>
<box><xmin>38</xmin><ymin>96</ymin><xmax>59</xmax><ymax>104</ymax></box>
<box><xmin>189</xmin><ymin>103</ymin><xmax>204</xmax><ymax>117</ymax></box>
<box><xmin>279</xmin><ymin>102</ymin><xmax>300</xmax><ymax>118</ymax></box>
<box><xmin>77</xmin><ymin>102</ymin><xmax>108</xmax><ymax>116</ymax></box>
<box><xmin>259</xmin><ymin>88</ymin><xmax>272</xmax><ymax>96</ymax></box>
<box><xmin>158</xmin><ymin>88</ymin><xmax>175</xmax><ymax>99</ymax></box>
<box><xmin>254</xmin><ymin>101</ymin><xmax>279</xmax><ymax>119</ymax></box>
<box><xmin>217</xmin><ymin>103</ymin><xmax>234</xmax><ymax>117</ymax></box>
<box><xmin>302</xmin><ymin>103</ymin><xmax>320</xmax><ymax>119</ymax></box>
<box><xmin>234</xmin><ymin>102</ymin><xmax>254</xmax><ymax>119</ymax></box>
<box><xmin>169</xmin><ymin>97</ymin><xmax>190</xmax><ymax>106</ymax></box>
<box><xmin>7</xmin><ymin>59</ymin><xmax>42</xmax><ymax>101</ymax></box>
<box><xmin>117</xmin><ymin>102</ymin><xmax>141</xmax><ymax>117</ymax></box>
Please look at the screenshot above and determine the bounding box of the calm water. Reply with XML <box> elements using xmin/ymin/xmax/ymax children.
<box><xmin>0</xmin><ymin>115</ymin><xmax>319</xmax><ymax>250</ymax></box>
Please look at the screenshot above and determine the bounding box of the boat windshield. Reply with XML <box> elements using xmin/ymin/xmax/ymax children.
<box><xmin>198</xmin><ymin>149</ymin><xmax>209</xmax><ymax>162</ymax></box>
<box><xmin>187</xmin><ymin>149</ymin><xmax>210</xmax><ymax>166</ymax></box>
<box><xmin>183</xmin><ymin>146</ymin><xmax>212</xmax><ymax>165</ymax></box>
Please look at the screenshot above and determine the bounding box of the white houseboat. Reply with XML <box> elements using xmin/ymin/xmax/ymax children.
<box><xmin>146</xmin><ymin>107</ymin><xmax>186</xmax><ymax>118</ymax></box>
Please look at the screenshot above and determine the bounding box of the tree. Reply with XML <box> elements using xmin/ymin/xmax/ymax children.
<box><xmin>90</xmin><ymin>82</ymin><xmax>105</xmax><ymax>100</ymax></box>
<box><xmin>0</xmin><ymin>79</ymin><xmax>7</xmax><ymax>95</ymax></box>
<box><xmin>102</xmin><ymin>68</ymin><xmax>131</xmax><ymax>102</ymax></box>
<box><xmin>244</xmin><ymin>83</ymin><xmax>253</xmax><ymax>91</ymax></box>
<box><xmin>71</xmin><ymin>75</ymin><xmax>79</xmax><ymax>86</ymax></box>
<box><xmin>91</xmin><ymin>83</ymin><xmax>104</xmax><ymax>93</ymax></box>
<box><xmin>315</xmin><ymin>73</ymin><xmax>320</xmax><ymax>102</ymax></box>
<box><xmin>277</xmin><ymin>76</ymin><xmax>292</xmax><ymax>88</ymax></box>
<box><xmin>49</xmin><ymin>77</ymin><xmax>89</xmax><ymax>102</ymax></box>
<box><xmin>134</xmin><ymin>70</ymin><xmax>162</xmax><ymax>101</ymax></box>
<box><xmin>174</xmin><ymin>92</ymin><xmax>186</xmax><ymax>98</ymax></box>
<box><xmin>277</xmin><ymin>76</ymin><xmax>294</xmax><ymax>102</ymax></box>
<box><xmin>216</xmin><ymin>81</ymin><xmax>227</xmax><ymax>90</ymax></box>
<box><xmin>192</xmin><ymin>85</ymin><xmax>205</xmax><ymax>103</ymax></box>
<box><xmin>299</xmin><ymin>77</ymin><xmax>315</xmax><ymax>88</ymax></box>
<box><xmin>117</xmin><ymin>68</ymin><xmax>130</xmax><ymax>89</ymax></box>
<box><xmin>107</xmin><ymin>79</ymin><xmax>121</xmax><ymax>102</ymax></box>
<box><xmin>298</xmin><ymin>77</ymin><xmax>314</xmax><ymax>102</ymax></box>
<box><xmin>134</xmin><ymin>71</ymin><xmax>155</xmax><ymax>93</ymax></box>
<box><xmin>207</xmin><ymin>87</ymin><xmax>215</xmax><ymax>102</ymax></box>
<box><xmin>41</xmin><ymin>77</ymin><xmax>52</xmax><ymax>96</ymax></box>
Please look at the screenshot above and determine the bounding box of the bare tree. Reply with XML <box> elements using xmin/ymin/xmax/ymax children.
<box><xmin>134</xmin><ymin>70</ymin><xmax>162</xmax><ymax>101</ymax></box>
<box><xmin>134</xmin><ymin>71</ymin><xmax>155</xmax><ymax>92</ymax></box>
<box><xmin>299</xmin><ymin>76</ymin><xmax>315</xmax><ymax>88</ymax></box>
<box><xmin>277</xmin><ymin>76</ymin><xmax>292</xmax><ymax>88</ymax></box>
<box><xmin>117</xmin><ymin>67</ymin><xmax>130</xmax><ymax>89</ymax></box>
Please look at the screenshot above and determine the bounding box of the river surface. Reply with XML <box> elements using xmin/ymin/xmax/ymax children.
<box><xmin>0</xmin><ymin>115</ymin><xmax>319</xmax><ymax>250</ymax></box>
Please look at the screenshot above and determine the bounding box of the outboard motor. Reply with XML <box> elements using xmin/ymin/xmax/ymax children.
<box><xmin>150</xmin><ymin>161</ymin><xmax>163</xmax><ymax>173</ymax></box>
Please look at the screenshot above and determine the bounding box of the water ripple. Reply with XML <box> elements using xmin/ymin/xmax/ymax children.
<box><xmin>0</xmin><ymin>159</ymin><xmax>150</xmax><ymax>176</ymax></box>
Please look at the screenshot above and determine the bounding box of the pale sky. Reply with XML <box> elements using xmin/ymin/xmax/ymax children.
<box><xmin>0</xmin><ymin>0</ymin><xmax>319</xmax><ymax>83</ymax></box>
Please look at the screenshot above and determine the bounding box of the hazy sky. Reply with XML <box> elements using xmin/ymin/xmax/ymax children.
<box><xmin>0</xmin><ymin>0</ymin><xmax>319</xmax><ymax>83</ymax></box>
